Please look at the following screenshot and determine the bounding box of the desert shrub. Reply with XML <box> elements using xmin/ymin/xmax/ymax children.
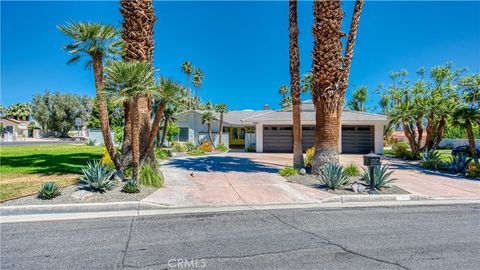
<box><xmin>304</xmin><ymin>146</ymin><xmax>315</xmax><ymax>168</ymax></box>
<box><xmin>344</xmin><ymin>163</ymin><xmax>361</xmax><ymax>176</ymax></box>
<box><xmin>318</xmin><ymin>163</ymin><xmax>350</xmax><ymax>190</ymax></box>
<box><xmin>171</xmin><ymin>142</ymin><xmax>187</xmax><ymax>152</ymax></box>
<box><xmin>139</xmin><ymin>163</ymin><xmax>164</xmax><ymax>188</ymax></box>
<box><xmin>361</xmin><ymin>164</ymin><xmax>396</xmax><ymax>189</ymax></box>
<box><xmin>122</xmin><ymin>180</ymin><xmax>140</xmax><ymax>193</ymax></box>
<box><xmin>100</xmin><ymin>149</ymin><xmax>115</xmax><ymax>169</ymax></box>
<box><xmin>85</xmin><ymin>138</ymin><xmax>96</xmax><ymax>146</ymax></box>
<box><xmin>392</xmin><ymin>142</ymin><xmax>409</xmax><ymax>158</ymax></box>
<box><xmin>246</xmin><ymin>144</ymin><xmax>256</xmax><ymax>152</ymax></box>
<box><xmin>155</xmin><ymin>148</ymin><xmax>171</xmax><ymax>160</ymax></box>
<box><xmin>185</xmin><ymin>142</ymin><xmax>196</xmax><ymax>152</ymax></box>
<box><xmin>419</xmin><ymin>149</ymin><xmax>445</xmax><ymax>170</ymax></box>
<box><xmin>123</xmin><ymin>167</ymin><xmax>133</xmax><ymax>178</ymax></box>
<box><xmin>279</xmin><ymin>166</ymin><xmax>297</xmax><ymax>177</ymax></box>
<box><xmin>448</xmin><ymin>153</ymin><xmax>472</xmax><ymax>174</ymax></box>
<box><xmin>198</xmin><ymin>141</ymin><xmax>213</xmax><ymax>152</ymax></box>
<box><xmin>188</xmin><ymin>149</ymin><xmax>206</xmax><ymax>156</ymax></box>
<box><xmin>80</xmin><ymin>160</ymin><xmax>116</xmax><ymax>192</ymax></box>
<box><xmin>466</xmin><ymin>162</ymin><xmax>480</xmax><ymax>178</ymax></box>
<box><xmin>38</xmin><ymin>182</ymin><xmax>61</xmax><ymax>199</ymax></box>
<box><xmin>216</xmin><ymin>144</ymin><xmax>229</xmax><ymax>152</ymax></box>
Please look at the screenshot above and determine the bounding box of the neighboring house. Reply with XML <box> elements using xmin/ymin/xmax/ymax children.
<box><xmin>0</xmin><ymin>118</ymin><xmax>29</xmax><ymax>140</ymax></box>
<box><xmin>176</xmin><ymin>100</ymin><xmax>388</xmax><ymax>154</ymax></box>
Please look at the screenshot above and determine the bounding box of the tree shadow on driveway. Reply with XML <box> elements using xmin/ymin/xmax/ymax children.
<box><xmin>164</xmin><ymin>156</ymin><xmax>280</xmax><ymax>173</ymax></box>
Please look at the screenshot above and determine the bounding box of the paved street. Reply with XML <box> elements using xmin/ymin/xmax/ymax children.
<box><xmin>2</xmin><ymin>204</ymin><xmax>479</xmax><ymax>270</ymax></box>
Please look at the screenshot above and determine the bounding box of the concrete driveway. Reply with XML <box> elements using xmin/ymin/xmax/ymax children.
<box><xmin>142</xmin><ymin>152</ymin><xmax>334</xmax><ymax>207</ymax></box>
<box><xmin>143</xmin><ymin>152</ymin><xmax>479</xmax><ymax>207</ymax></box>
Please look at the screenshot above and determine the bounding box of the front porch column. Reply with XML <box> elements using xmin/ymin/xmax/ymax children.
<box><xmin>255</xmin><ymin>123</ymin><xmax>263</xmax><ymax>152</ymax></box>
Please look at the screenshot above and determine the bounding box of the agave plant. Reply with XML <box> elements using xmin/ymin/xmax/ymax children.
<box><xmin>361</xmin><ymin>164</ymin><xmax>396</xmax><ymax>189</ymax></box>
<box><xmin>419</xmin><ymin>149</ymin><xmax>445</xmax><ymax>170</ymax></box>
<box><xmin>38</xmin><ymin>182</ymin><xmax>61</xmax><ymax>199</ymax></box>
<box><xmin>448</xmin><ymin>153</ymin><xmax>472</xmax><ymax>174</ymax></box>
<box><xmin>80</xmin><ymin>160</ymin><xmax>116</xmax><ymax>192</ymax></box>
<box><xmin>122</xmin><ymin>180</ymin><xmax>140</xmax><ymax>194</ymax></box>
<box><xmin>318</xmin><ymin>163</ymin><xmax>350</xmax><ymax>190</ymax></box>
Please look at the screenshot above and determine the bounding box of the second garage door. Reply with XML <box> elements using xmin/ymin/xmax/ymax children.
<box><xmin>341</xmin><ymin>126</ymin><xmax>374</xmax><ymax>153</ymax></box>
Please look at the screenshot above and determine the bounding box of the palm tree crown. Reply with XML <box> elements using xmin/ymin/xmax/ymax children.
<box><xmin>104</xmin><ymin>60</ymin><xmax>155</xmax><ymax>103</ymax></box>
<box><xmin>452</xmin><ymin>107</ymin><xmax>480</xmax><ymax>128</ymax></box>
<box><xmin>181</xmin><ymin>61</ymin><xmax>194</xmax><ymax>76</ymax></box>
<box><xmin>192</xmin><ymin>68</ymin><xmax>204</xmax><ymax>89</ymax></box>
<box><xmin>58</xmin><ymin>21</ymin><xmax>123</xmax><ymax>67</ymax></box>
<box><xmin>155</xmin><ymin>77</ymin><xmax>183</xmax><ymax>105</ymax></box>
<box><xmin>215</xmin><ymin>104</ymin><xmax>228</xmax><ymax>114</ymax></box>
<box><xmin>201</xmin><ymin>111</ymin><xmax>215</xmax><ymax>124</ymax></box>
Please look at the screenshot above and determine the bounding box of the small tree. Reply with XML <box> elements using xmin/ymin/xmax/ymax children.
<box><xmin>383</xmin><ymin>64</ymin><xmax>462</xmax><ymax>157</ymax></box>
<box><xmin>32</xmin><ymin>91</ymin><xmax>92</xmax><ymax>137</ymax></box>
<box><xmin>4</xmin><ymin>103</ymin><xmax>31</xmax><ymax>121</ymax></box>
<box><xmin>201</xmin><ymin>111</ymin><xmax>215</xmax><ymax>146</ymax></box>
<box><xmin>347</xmin><ymin>86</ymin><xmax>368</xmax><ymax>111</ymax></box>
<box><xmin>451</xmin><ymin>107</ymin><xmax>479</xmax><ymax>157</ymax></box>
<box><xmin>215</xmin><ymin>104</ymin><xmax>228</xmax><ymax>145</ymax></box>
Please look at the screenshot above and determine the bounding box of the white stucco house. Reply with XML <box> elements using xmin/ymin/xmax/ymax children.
<box><xmin>175</xmin><ymin>100</ymin><xmax>388</xmax><ymax>154</ymax></box>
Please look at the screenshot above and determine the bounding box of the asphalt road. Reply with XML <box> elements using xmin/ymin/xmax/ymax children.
<box><xmin>1</xmin><ymin>204</ymin><xmax>479</xmax><ymax>270</ymax></box>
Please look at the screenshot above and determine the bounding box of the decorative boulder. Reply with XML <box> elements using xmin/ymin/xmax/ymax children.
<box><xmin>298</xmin><ymin>168</ymin><xmax>306</xmax><ymax>175</ymax></box>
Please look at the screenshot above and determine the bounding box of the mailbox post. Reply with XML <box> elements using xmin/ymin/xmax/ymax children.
<box><xmin>363</xmin><ymin>152</ymin><xmax>381</xmax><ymax>194</ymax></box>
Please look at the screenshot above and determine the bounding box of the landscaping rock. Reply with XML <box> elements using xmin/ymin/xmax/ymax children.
<box><xmin>71</xmin><ymin>190</ymin><xmax>94</xmax><ymax>201</ymax></box>
<box><xmin>298</xmin><ymin>168</ymin><xmax>306</xmax><ymax>175</ymax></box>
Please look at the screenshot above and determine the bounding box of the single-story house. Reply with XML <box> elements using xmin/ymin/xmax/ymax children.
<box><xmin>0</xmin><ymin>118</ymin><xmax>29</xmax><ymax>140</ymax></box>
<box><xmin>175</xmin><ymin>100</ymin><xmax>388</xmax><ymax>154</ymax></box>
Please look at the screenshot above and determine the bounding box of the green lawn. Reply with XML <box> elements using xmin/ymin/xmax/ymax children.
<box><xmin>0</xmin><ymin>144</ymin><xmax>104</xmax><ymax>201</ymax></box>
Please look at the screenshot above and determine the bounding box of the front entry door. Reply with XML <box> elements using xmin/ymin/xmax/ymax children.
<box><xmin>229</xmin><ymin>128</ymin><xmax>245</xmax><ymax>146</ymax></box>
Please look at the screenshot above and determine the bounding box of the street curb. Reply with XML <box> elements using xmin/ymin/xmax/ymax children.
<box><xmin>0</xmin><ymin>201</ymin><xmax>168</xmax><ymax>216</ymax></box>
<box><xmin>321</xmin><ymin>194</ymin><xmax>427</xmax><ymax>203</ymax></box>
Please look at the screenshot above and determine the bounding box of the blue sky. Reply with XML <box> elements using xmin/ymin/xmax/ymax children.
<box><xmin>2</xmin><ymin>1</ymin><xmax>479</xmax><ymax>111</ymax></box>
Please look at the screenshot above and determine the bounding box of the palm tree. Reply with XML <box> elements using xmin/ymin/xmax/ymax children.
<box><xmin>120</xmin><ymin>0</ymin><xmax>156</xmax><ymax>162</ymax></box>
<box><xmin>192</xmin><ymin>68</ymin><xmax>204</xmax><ymax>106</ymax></box>
<box><xmin>201</xmin><ymin>111</ymin><xmax>215</xmax><ymax>146</ymax></box>
<box><xmin>181</xmin><ymin>61</ymin><xmax>194</xmax><ymax>108</ymax></box>
<box><xmin>311</xmin><ymin>0</ymin><xmax>364</xmax><ymax>172</ymax></box>
<box><xmin>215</xmin><ymin>104</ymin><xmax>228</xmax><ymax>146</ymax></box>
<box><xmin>145</xmin><ymin>77</ymin><xmax>183</xmax><ymax>158</ymax></box>
<box><xmin>104</xmin><ymin>60</ymin><xmax>155</xmax><ymax>179</ymax></box>
<box><xmin>452</xmin><ymin>107</ymin><xmax>480</xmax><ymax>157</ymax></box>
<box><xmin>160</xmin><ymin>106</ymin><xmax>178</xmax><ymax>146</ymax></box>
<box><xmin>289</xmin><ymin>0</ymin><xmax>304</xmax><ymax>169</ymax></box>
<box><xmin>5</xmin><ymin>103</ymin><xmax>31</xmax><ymax>121</ymax></box>
<box><xmin>301</xmin><ymin>72</ymin><xmax>314</xmax><ymax>95</ymax></box>
<box><xmin>347</xmin><ymin>86</ymin><xmax>368</xmax><ymax>111</ymax></box>
<box><xmin>58</xmin><ymin>21</ymin><xmax>123</xmax><ymax>171</ymax></box>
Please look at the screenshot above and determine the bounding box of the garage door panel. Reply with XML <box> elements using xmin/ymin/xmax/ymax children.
<box><xmin>341</xmin><ymin>126</ymin><xmax>373</xmax><ymax>154</ymax></box>
<box><xmin>263</xmin><ymin>126</ymin><xmax>292</xmax><ymax>152</ymax></box>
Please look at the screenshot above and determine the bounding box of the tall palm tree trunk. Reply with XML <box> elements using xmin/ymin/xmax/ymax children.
<box><xmin>92</xmin><ymin>55</ymin><xmax>121</xmax><ymax>171</ymax></box>
<box><xmin>466</xmin><ymin>121</ymin><xmax>478</xmax><ymax>157</ymax></box>
<box><xmin>337</xmin><ymin>0</ymin><xmax>364</xmax><ymax>124</ymax></box>
<box><xmin>131</xmin><ymin>98</ymin><xmax>141</xmax><ymax>180</ymax></box>
<box><xmin>161</xmin><ymin>117</ymin><xmax>169</xmax><ymax>146</ymax></box>
<box><xmin>120</xmin><ymin>102</ymin><xmax>132</xmax><ymax>167</ymax></box>
<box><xmin>120</xmin><ymin>0</ymin><xmax>156</xmax><ymax>162</ymax></box>
<box><xmin>218</xmin><ymin>113</ymin><xmax>224</xmax><ymax>145</ymax></box>
<box><xmin>311</xmin><ymin>0</ymin><xmax>344</xmax><ymax>172</ymax></box>
<box><xmin>289</xmin><ymin>0</ymin><xmax>304</xmax><ymax>168</ymax></box>
<box><xmin>208</xmin><ymin>123</ymin><xmax>213</xmax><ymax>146</ymax></box>
<box><xmin>144</xmin><ymin>103</ymin><xmax>166</xmax><ymax>161</ymax></box>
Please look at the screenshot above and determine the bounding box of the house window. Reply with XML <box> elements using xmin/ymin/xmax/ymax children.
<box><xmin>178</xmin><ymin>128</ymin><xmax>189</xmax><ymax>142</ymax></box>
